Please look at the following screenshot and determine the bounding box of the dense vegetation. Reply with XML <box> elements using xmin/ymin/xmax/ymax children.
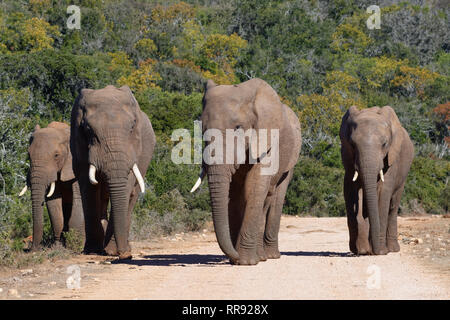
<box><xmin>0</xmin><ymin>0</ymin><xmax>448</xmax><ymax>265</ymax></box>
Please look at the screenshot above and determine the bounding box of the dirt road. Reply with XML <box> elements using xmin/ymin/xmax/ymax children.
<box><xmin>1</xmin><ymin>216</ymin><xmax>449</xmax><ymax>299</ymax></box>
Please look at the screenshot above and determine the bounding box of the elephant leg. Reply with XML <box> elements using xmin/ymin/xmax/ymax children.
<box><xmin>386</xmin><ymin>183</ymin><xmax>405</xmax><ymax>253</ymax></box>
<box><xmin>377</xmin><ymin>186</ymin><xmax>392</xmax><ymax>255</ymax></box>
<box><xmin>344</xmin><ymin>174</ymin><xmax>360</xmax><ymax>254</ymax></box>
<box><xmin>257</xmin><ymin>195</ymin><xmax>272</xmax><ymax>262</ymax></box>
<box><xmin>46</xmin><ymin>191</ymin><xmax>64</xmax><ymax>244</ymax></box>
<box><xmin>229</xmin><ymin>171</ymin><xmax>246</xmax><ymax>248</ymax></box>
<box><xmin>264</xmin><ymin>170</ymin><xmax>292</xmax><ymax>259</ymax></box>
<box><xmin>235</xmin><ymin>166</ymin><xmax>271</xmax><ymax>265</ymax></box>
<box><xmin>80</xmin><ymin>175</ymin><xmax>104</xmax><ymax>254</ymax></box>
<box><xmin>67</xmin><ymin>180</ymin><xmax>86</xmax><ymax>244</ymax></box>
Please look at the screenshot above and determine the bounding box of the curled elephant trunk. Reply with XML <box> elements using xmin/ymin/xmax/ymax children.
<box><xmin>207</xmin><ymin>165</ymin><xmax>239</xmax><ymax>262</ymax></box>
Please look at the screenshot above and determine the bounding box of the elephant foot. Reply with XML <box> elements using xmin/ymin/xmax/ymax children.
<box><xmin>104</xmin><ymin>239</ymin><xmax>131</xmax><ymax>257</ymax></box>
<box><xmin>264</xmin><ymin>245</ymin><xmax>280</xmax><ymax>259</ymax></box>
<box><xmin>118</xmin><ymin>252</ymin><xmax>132</xmax><ymax>260</ymax></box>
<box><xmin>257</xmin><ymin>247</ymin><xmax>267</xmax><ymax>262</ymax></box>
<box><xmin>232</xmin><ymin>248</ymin><xmax>259</xmax><ymax>265</ymax></box>
<box><xmin>104</xmin><ymin>242</ymin><xmax>118</xmax><ymax>256</ymax></box>
<box><xmin>355</xmin><ymin>238</ymin><xmax>372</xmax><ymax>255</ymax></box>
<box><xmin>387</xmin><ymin>238</ymin><xmax>400</xmax><ymax>253</ymax></box>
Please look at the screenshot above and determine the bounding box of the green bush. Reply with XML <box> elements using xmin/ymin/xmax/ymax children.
<box><xmin>402</xmin><ymin>157</ymin><xmax>450</xmax><ymax>215</ymax></box>
<box><xmin>285</xmin><ymin>156</ymin><xmax>345</xmax><ymax>217</ymax></box>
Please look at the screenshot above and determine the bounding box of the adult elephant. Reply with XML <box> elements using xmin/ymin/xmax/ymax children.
<box><xmin>19</xmin><ymin>122</ymin><xmax>84</xmax><ymax>250</ymax></box>
<box><xmin>71</xmin><ymin>85</ymin><xmax>156</xmax><ymax>260</ymax></box>
<box><xmin>340</xmin><ymin>106</ymin><xmax>414</xmax><ymax>255</ymax></box>
<box><xmin>191</xmin><ymin>79</ymin><xmax>301</xmax><ymax>265</ymax></box>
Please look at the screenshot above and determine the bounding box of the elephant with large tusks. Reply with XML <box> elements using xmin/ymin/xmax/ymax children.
<box><xmin>191</xmin><ymin>78</ymin><xmax>302</xmax><ymax>265</ymax></box>
<box><xmin>340</xmin><ymin>106</ymin><xmax>414</xmax><ymax>255</ymax></box>
<box><xmin>71</xmin><ymin>85</ymin><xmax>156</xmax><ymax>260</ymax></box>
<box><xmin>20</xmin><ymin>121</ymin><xmax>85</xmax><ymax>250</ymax></box>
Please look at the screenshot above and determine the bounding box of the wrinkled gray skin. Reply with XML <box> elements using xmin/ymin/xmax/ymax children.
<box><xmin>340</xmin><ymin>106</ymin><xmax>414</xmax><ymax>255</ymax></box>
<box><xmin>199</xmin><ymin>79</ymin><xmax>302</xmax><ymax>265</ymax></box>
<box><xmin>71</xmin><ymin>85</ymin><xmax>156</xmax><ymax>260</ymax></box>
<box><xmin>26</xmin><ymin>122</ymin><xmax>85</xmax><ymax>250</ymax></box>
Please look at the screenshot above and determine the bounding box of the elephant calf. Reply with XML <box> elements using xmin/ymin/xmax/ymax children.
<box><xmin>191</xmin><ymin>79</ymin><xmax>302</xmax><ymax>265</ymax></box>
<box><xmin>340</xmin><ymin>106</ymin><xmax>414</xmax><ymax>255</ymax></box>
<box><xmin>20</xmin><ymin>122</ymin><xmax>85</xmax><ymax>250</ymax></box>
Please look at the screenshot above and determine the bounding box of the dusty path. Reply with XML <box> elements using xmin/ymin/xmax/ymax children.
<box><xmin>1</xmin><ymin>216</ymin><xmax>449</xmax><ymax>300</ymax></box>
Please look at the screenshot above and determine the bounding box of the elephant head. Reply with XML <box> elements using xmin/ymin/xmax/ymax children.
<box><xmin>340</xmin><ymin>105</ymin><xmax>404</xmax><ymax>254</ymax></box>
<box><xmin>23</xmin><ymin>122</ymin><xmax>74</xmax><ymax>249</ymax></box>
<box><xmin>71</xmin><ymin>85</ymin><xmax>147</xmax><ymax>257</ymax></box>
<box><xmin>192</xmin><ymin>79</ymin><xmax>300</xmax><ymax>262</ymax></box>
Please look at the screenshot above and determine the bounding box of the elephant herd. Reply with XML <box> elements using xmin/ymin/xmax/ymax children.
<box><xmin>19</xmin><ymin>78</ymin><xmax>414</xmax><ymax>265</ymax></box>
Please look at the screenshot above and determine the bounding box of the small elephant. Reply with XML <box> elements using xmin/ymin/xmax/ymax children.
<box><xmin>191</xmin><ymin>79</ymin><xmax>302</xmax><ymax>265</ymax></box>
<box><xmin>340</xmin><ymin>106</ymin><xmax>414</xmax><ymax>255</ymax></box>
<box><xmin>71</xmin><ymin>85</ymin><xmax>156</xmax><ymax>260</ymax></box>
<box><xmin>20</xmin><ymin>122</ymin><xmax>85</xmax><ymax>250</ymax></box>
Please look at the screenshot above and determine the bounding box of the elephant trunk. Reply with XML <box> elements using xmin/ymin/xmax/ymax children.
<box><xmin>360</xmin><ymin>155</ymin><xmax>381</xmax><ymax>255</ymax></box>
<box><xmin>29</xmin><ymin>165</ymin><xmax>56</xmax><ymax>250</ymax></box>
<box><xmin>107</xmin><ymin>172</ymin><xmax>130</xmax><ymax>258</ymax></box>
<box><xmin>207</xmin><ymin>165</ymin><xmax>239</xmax><ymax>262</ymax></box>
<box><xmin>30</xmin><ymin>182</ymin><xmax>46</xmax><ymax>250</ymax></box>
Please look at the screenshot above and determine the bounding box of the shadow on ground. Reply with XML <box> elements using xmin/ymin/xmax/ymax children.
<box><xmin>111</xmin><ymin>251</ymin><xmax>355</xmax><ymax>266</ymax></box>
<box><xmin>281</xmin><ymin>251</ymin><xmax>355</xmax><ymax>257</ymax></box>
<box><xmin>112</xmin><ymin>254</ymin><xmax>229</xmax><ymax>267</ymax></box>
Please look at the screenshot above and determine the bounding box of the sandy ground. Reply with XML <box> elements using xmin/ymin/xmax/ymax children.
<box><xmin>0</xmin><ymin>215</ymin><xmax>448</xmax><ymax>300</ymax></box>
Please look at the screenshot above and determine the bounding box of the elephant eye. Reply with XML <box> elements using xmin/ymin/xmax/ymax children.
<box><xmin>54</xmin><ymin>153</ymin><xmax>60</xmax><ymax>159</ymax></box>
<box><xmin>235</xmin><ymin>125</ymin><xmax>242</xmax><ymax>130</ymax></box>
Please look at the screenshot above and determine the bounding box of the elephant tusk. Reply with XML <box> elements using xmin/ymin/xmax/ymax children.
<box><xmin>352</xmin><ymin>171</ymin><xmax>358</xmax><ymax>182</ymax></box>
<box><xmin>380</xmin><ymin>169</ymin><xmax>384</xmax><ymax>182</ymax></box>
<box><xmin>18</xmin><ymin>185</ymin><xmax>28</xmax><ymax>197</ymax></box>
<box><xmin>89</xmin><ymin>164</ymin><xmax>98</xmax><ymax>185</ymax></box>
<box><xmin>46</xmin><ymin>182</ymin><xmax>55</xmax><ymax>198</ymax></box>
<box><xmin>190</xmin><ymin>168</ymin><xmax>205</xmax><ymax>193</ymax></box>
<box><xmin>132</xmin><ymin>164</ymin><xmax>145</xmax><ymax>193</ymax></box>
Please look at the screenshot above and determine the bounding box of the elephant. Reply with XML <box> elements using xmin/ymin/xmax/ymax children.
<box><xmin>340</xmin><ymin>105</ymin><xmax>414</xmax><ymax>255</ymax></box>
<box><xmin>190</xmin><ymin>78</ymin><xmax>302</xmax><ymax>265</ymax></box>
<box><xmin>71</xmin><ymin>85</ymin><xmax>156</xmax><ymax>260</ymax></box>
<box><xmin>19</xmin><ymin>121</ymin><xmax>85</xmax><ymax>250</ymax></box>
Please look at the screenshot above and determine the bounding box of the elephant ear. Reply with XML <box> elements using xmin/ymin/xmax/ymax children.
<box><xmin>380</xmin><ymin>106</ymin><xmax>403</xmax><ymax>167</ymax></box>
<box><xmin>60</xmin><ymin>128</ymin><xmax>75</xmax><ymax>182</ymax></box>
<box><xmin>339</xmin><ymin>106</ymin><xmax>360</xmax><ymax>172</ymax></box>
<box><xmin>250</xmin><ymin>79</ymin><xmax>283</xmax><ymax>161</ymax></box>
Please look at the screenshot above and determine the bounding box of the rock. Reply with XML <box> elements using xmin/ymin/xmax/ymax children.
<box><xmin>49</xmin><ymin>281</ymin><xmax>57</xmax><ymax>286</ymax></box>
<box><xmin>8</xmin><ymin>289</ymin><xmax>20</xmax><ymax>298</ymax></box>
<box><xmin>20</xmin><ymin>269</ymin><xmax>33</xmax><ymax>275</ymax></box>
<box><xmin>0</xmin><ymin>288</ymin><xmax>3</xmax><ymax>293</ymax></box>
<box><xmin>425</xmin><ymin>248</ymin><xmax>431</xmax><ymax>252</ymax></box>
<box><xmin>417</xmin><ymin>238</ymin><xmax>423</xmax><ymax>244</ymax></box>
<box><xmin>398</xmin><ymin>235</ymin><xmax>403</xmax><ymax>240</ymax></box>
<box><xmin>425</xmin><ymin>234</ymin><xmax>430</xmax><ymax>238</ymax></box>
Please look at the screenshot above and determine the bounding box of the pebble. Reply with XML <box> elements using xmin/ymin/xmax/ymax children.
<box><xmin>0</xmin><ymin>288</ymin><xmax>3</xmax><ymax>293</ymax></box>
<box><xmin>425</xmin><ymin>248</ymin><xmax>431</xmax><ymax>252</ymax></box>
<box><xmin>49</xmin><ymin>281</ymin><xmax>57</xmax><ymax>286</ymax></box>
<box><xmin>8</xmin><ymin>289</ymin><xmax>20</xmax><ymax>298</ymax></box>
<box><xmin>20</xmin><ymin>269</ymin><xmax>33</xmax><ymax>275</ymax></box>
<box><xmin>425</xmin><ymin>234</ymin><xmax>430</xmax><ymax>238</ymax></box>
